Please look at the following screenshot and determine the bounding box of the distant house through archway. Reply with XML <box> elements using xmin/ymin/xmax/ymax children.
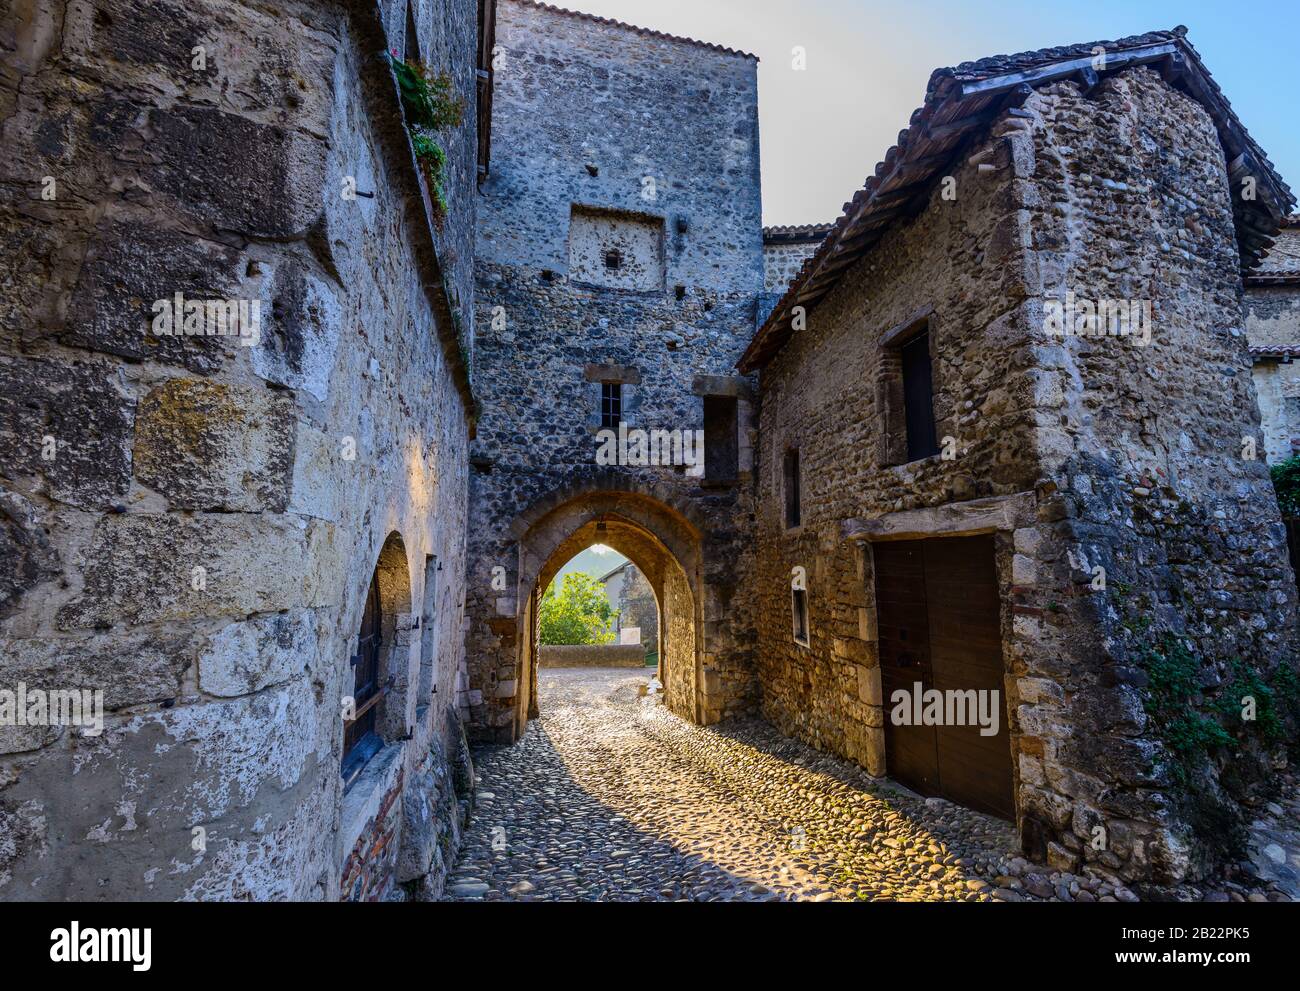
<box><xmin>508</xmin><ymin>487</ymin><xmax>709</xmax><ymax>737</ymax></box>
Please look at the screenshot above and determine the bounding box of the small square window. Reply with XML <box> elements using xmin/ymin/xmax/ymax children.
<box><xmin>600</xmin><ymin>382</ymin><xmax>622</xmax><ymax>429</ymax></box>
<box><xmin>604</xmin><ymin>249</ymin><xmax>623</xmax><ymax>271</ymax></box>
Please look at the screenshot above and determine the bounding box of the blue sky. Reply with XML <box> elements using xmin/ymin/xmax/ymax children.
<box><xmin>560</xmin><ymin>0</ymin><xmax>1299</xmax><ymax>226</ymax></box>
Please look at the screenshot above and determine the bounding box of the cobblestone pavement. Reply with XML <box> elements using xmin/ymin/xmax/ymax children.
<box><xmin>445</xmin><ymin>667</ymin><xmax>1293</xmax><ymax>902</ymax></box>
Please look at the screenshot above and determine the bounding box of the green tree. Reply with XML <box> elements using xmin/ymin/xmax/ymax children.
<box><xmin>1271</xmin><ymin>454</ymin><xmax>1300</xmax><ymax>518</ymax></box>
<box><xmin>539</xmin><ymin>572</ymin><xmax>617</xmax><ymax>645</ymax></box>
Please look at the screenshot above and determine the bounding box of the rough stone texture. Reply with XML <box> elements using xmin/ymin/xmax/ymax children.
<box><xmin>466</xmin><ymin>0</ymin><xmax>762</xmax><ymax>743</ymax></box>
<box><xmin>762</xmin><ymin>227</ymin><xmax>830</xmax><ymax>292</ymax></box>
<box><xmin>539</xmin><ymin>643</ymin><xmax>645</xmax><ymax>667</ymax></box>
<box><xmin>750</xmin><ymin>68</ymin><xmax>1300</xmax><ymax>886</ymax></box>
<box><xmin>2</xmin><ymin>1</ymin><xmax>1296</xmax><ymax>903</ymax></box>
<box><xmin>0</xmin><ymin>0</ymin><xmax>478</xmax><ymax>900</ymax></box>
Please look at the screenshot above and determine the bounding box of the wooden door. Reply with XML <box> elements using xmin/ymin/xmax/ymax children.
<box><xmin>874</xmin><ymin>541</ymin><xmax>940</xmax><ymax>796</ymax></box>
<box><xmin>873</xmin><ymin>535</ymin><xmax>1014</xmax><ymax>820</ymax></box>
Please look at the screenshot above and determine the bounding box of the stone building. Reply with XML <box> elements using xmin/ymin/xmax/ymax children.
<box><xmin>740</xmin><ymin>28</ymin><xmax>1299</xmax><ymax>885</ymax></box>
<box><xmin>465</xmin><ymin>0</ymin><xmax>763</xmax><ymax>740</ymax></box>
<box><xmin>0</xmin><ymin>0</ymin><xmax>491</xmax><ymax>900</ymax></box>
<box><xmin>1246</xmin><ymin>217</ymin><xmax>1300</xmax><ymax>463</ymax></box>
<box><xmin>600</xmin><ymin>559</ymin><xmax>658</xmax><ymax>655</ymax></box>
<box><xmin>1</xmin><ymin>1</ymin><xmax>1298</xmax><ymax>903</ymax></box>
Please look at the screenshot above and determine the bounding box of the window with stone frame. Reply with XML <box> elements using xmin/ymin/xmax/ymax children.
<box><xmin>791</xmin><ymin>586</ymin><xmax>809</xmax><ymax>646</ymax></box>
<box><xmin>343</xmin><ymin>568</ymin><xmax>386</xmax><ymax>787</ymax></box>
<box><xmin>878</xmin><ymin>311</ymin><xmax>940</xmax><ymax>465</ymax></box>
<box><xmin>600</xmin><ymin>381</ymin><xmax>622</xmax><ymax>429</ymax></box>
<box><xmin>783</xmin><ymin>447</ymin><xmax>801</xmax><ymax>528</ymax></box>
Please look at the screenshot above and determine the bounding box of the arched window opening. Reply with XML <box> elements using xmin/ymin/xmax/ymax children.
<box><xmin>343</xmin><ymin>570</ymin><xmax>387</xmax><ymax>787</ymax></box>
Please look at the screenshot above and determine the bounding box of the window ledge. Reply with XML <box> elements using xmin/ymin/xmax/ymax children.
<box><xmin>337</xmin><ymin>740</ymin><xmax>404</xmax><ymax>863</ymax></box>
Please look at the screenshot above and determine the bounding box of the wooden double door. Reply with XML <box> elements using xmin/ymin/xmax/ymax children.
<box><xmin>873</xmin><ymin>534</ymin><xmax>1014</xmax><ymax>820</ymax></box>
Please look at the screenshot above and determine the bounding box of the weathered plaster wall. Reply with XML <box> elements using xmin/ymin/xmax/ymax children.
<box><xmin>466</xmin><ymin>0</ymin><xmax>763</xmax><ymax>741</ymax></box>
<box><xmin>1251</xmin><ymin>358</ymin><xmax>1300</xmax><ymax>463</ymax></box>
<box><xmin>0</xmin><ymin>0</ymin><xmax>477</xmax><ymax>901</ymax></box>
<box><xmin>617</xmin><ymin>561</ymin><xmax>659</xmax><ymax>652</ymax></box>
<box><xmin>1244</xmin><ymin>227</ymin><xmax>1300</xmax><ymax>463</ymax></box>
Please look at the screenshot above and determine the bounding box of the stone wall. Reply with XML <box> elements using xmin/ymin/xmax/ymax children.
<box><xmin>1251</xmin><ymin>357</ymin><xmax>1300</xmax><ymax>463</ymax></box>
<box><xmin>0</xmin><ymin>0</ymin><xmax>479</xmax><ymax>901</ymax></box>
<box><xmin>1013</xmin><ymin>70</ymin><xmax>1299</xmax><ymax>883</ymax></box>
<box><xmin>753</xmin><ymin>105</ymin><xmax>1033</xmax><ymax>777</ymax></box>
<box><xmin>762</xmin><ymin>229</ymin><xmax>829</xmax><ymax>292</ymax></box>
<box><xmin>750</xmin><ymin>67</ymin><xmax>1300</xmax><ymax>886</ymax></box>
<box><xmin>465</xmin><ymin>0</ymin><xmax>763</xmax><ymax>741</ymax></box>
<box><xmin>539</xmin><ymin>644</ymin><xmax>645</xmax><ymax>667</ymax></box>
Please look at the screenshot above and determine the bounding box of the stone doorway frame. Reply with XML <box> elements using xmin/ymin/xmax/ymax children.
<box><xmin>506</xmin><ymin>478</ymin><xmax>714</xmax><ymax>737</ymax></box>
<box><xmin>842</xmin><ymin>491</ymin><xmax>1037</xmax><ymax>831</ymax></box>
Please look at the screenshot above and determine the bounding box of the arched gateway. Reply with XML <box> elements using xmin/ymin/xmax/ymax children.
<box><xmin>506</xmin><ymin>485</ymin><xmax>710</xmax><ymax>738</ymax></box>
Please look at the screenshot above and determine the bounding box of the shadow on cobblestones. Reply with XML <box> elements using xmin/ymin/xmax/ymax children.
<box><xmin>444</xmin><ymin>668</ymin><xmax>1290</xmax><ymax>902</ymax></box>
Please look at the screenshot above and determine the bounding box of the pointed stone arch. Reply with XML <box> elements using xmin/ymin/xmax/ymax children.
<box><xmin>493</xmin><ymin>482</ymin><xmax>719</xmax><ymax>740</ymax></box>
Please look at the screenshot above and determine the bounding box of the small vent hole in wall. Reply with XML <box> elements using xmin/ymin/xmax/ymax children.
<box><xmin>585</xmin><ymin>164</ymin><xmax>598</xmax><ymax>177</ymax></box>
<box><xmin>674</xmin><ymin>285</ymin><xmax>686</xmax><ymax>301</ymax></box>
<box><xmin>604</xmin><ymin>249</ymin><xmax>623</xmax><ymax>271</ymax></box>
<box><xmin>540</xmin><ymin>269</ymin><xmax>555</xmax><ymax>282</ymax></box>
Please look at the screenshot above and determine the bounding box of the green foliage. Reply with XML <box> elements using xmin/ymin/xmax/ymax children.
<box><xmin>1214</xmin><ymin>657</ymin><xmax>1286</xmax><ymax>744</ymax></box>
<box><xmin>390</xmin><ymin>56</ymin><xmax>463</xmax><ymax>224</ymax></box>
<box><xmin>1270</xmin><ymin>455</ymin><xmax>1300</xmax><ymax>517</ymax></box>
<box><xmin>409</xmin><ymin>131</ymin><xmax>448</xmax><ymax>216</ymax></box>
<box><xmin>391</xmin><ymin>57</ymin><xmax>464</xmax><ymax>131</ymax></box>
<box><xmin>1139</xmin><ymin>632</ymin><xmax>1299</xmax><ymax>783</ymax></box>
<box><xmin>538</xmin><ymin>573</ymin><xmax>617</xmax><ymax>646</ymax></box>
<box><xmin>1140</xmin><ymin>634</ymin><xmax>1234</xmax><ymax>784</ymax></box>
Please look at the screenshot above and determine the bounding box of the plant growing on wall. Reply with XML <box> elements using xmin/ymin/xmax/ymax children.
<box><xmin>389</xmin><ymin>53</ymin><xmax>464</xmax><ymax>225</ymax></box>
<box><xmin>539</xmin><ymin>573</ymin><xmax>618</xmax><ymax>646</ymax></box>
<box><xmin>1270</xmin><ymin>454</ymin><xmax>1300</xmax><ymax>517</ymax></box>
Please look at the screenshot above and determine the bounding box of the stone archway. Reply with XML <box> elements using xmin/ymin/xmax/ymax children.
<box><xmin>507</xmin><ymin>485</ymin><xmax>710</xmax><ymax>739</ymax></box>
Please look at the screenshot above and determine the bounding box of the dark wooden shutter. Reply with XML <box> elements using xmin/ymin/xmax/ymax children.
<box><xmin>704</xmin><ymin>396</ymin><xmax>738</xmax><ymax>483</ymax></box>
<box><xmin>873</xmin><ymin>535</ymin><xmax>1013</xmax><ymax>820</ymax></box>
<box><xmin>783</xmin><ymin>449</ymin><xmax>800</xmax><ymax>527</ymax></box>
<box><xmin>901</xmin><ymin>331</ymin><xmax>938</xmax><ymax>461</ymax></box>
<box><xmin>343</xmin><ymin>575</ymin><xmax>383</xmax><ymax>779</ymax></box>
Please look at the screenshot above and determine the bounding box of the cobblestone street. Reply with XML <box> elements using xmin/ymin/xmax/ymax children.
<box><xmin>447</xmin><ymin>668</ymin><xmax>1130</xmax><ymax>902</ymax></box>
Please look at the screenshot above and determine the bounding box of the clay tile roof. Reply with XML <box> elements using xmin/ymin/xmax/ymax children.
<box><xmin>1246</xmin><ymin>272</ymin><xmax>1300</xmax><ymax>286</ymax></box>
<box><xmin>515</xmin><ymin>1</ymin><xmax>758</xmax><ymax>60</ymax></box>
<box><xmin>763</xmin><ymin>224</ymin><xmax>836</xmax><ymax>244</ymax></box>
<box><xmin>739</xmin><ymin>26</ymin><xmax>1297</xmax><ymax>374</ymax></box>
<box><xmin>1249</xmin><ymin>345</ymin><xmax>1300</xmax><ymax>359</ymax></box>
